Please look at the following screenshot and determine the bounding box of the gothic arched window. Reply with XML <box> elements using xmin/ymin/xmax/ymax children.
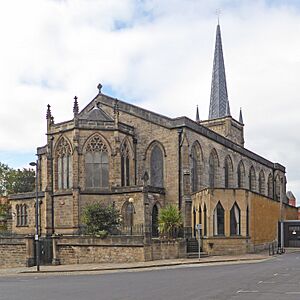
<box><xmin>122</xmin><ymin>202</ymin><xmax>135</xmax><ymax>227</ymax></box>
<box><xmin>152</xmin><ymin>204</ymin><xmax>159</xmax><ymax>237</ymax></box>
<box><xmin>209</xmin><ymin>150</ymin><xmax>219</xmax><ymax>188</ymax></box>
<box><xmin>258</xmin><ymin>170</ymin><xmax>265</xmax><ymax>195</ymax></box>
<box><xmin>214</xmin><ymin>202</ymin><xmax>225</xmax><ymax>235</ymax></box>
<box><xmin>193</xmin><ymin>207</ymin><xmax>197</xmax><ymax>237</ymax></box>
<box><xmin>230</xmin><ymin>203</ymin><xmax>241</xmax><ymax>235</ymax></box>
<box><xmin>224</xmin><ymin>156</ymin><xmax>233</xmax><ymax>188</ymax></box>
<box><xmin>17</xmin><ymin>204</ymin><xmax>28</xmax><ymax>226</ymax></box>
<box><xmin>85</xmin><ymin>135</ymin><xmax>109</xmax><ymax>188</ymax></box>
<box><xmin>267</xmin><ymin>173</ymin><xmax>273</xmax><ymax>198</ymax></box>
<box><xmin>275</xmin><ymin>175</ymin><xmax>281</xmax><ymax>201</ymax></box>
<box><xmin>237</xmin><ymin>161</ymin><xmax>246</xmax><ymax>188</ymax></box>
<box><xmin>150</xmin><ymin>145</ymin><xmax>164</xmax><ymax>188</ymax></box>
<box><xmin>249</xmin><ymin>166</ymin><xmax>256</xmax><ymax>191</ymax></box>
<box><xmin>246</xmin><ymin>206</ymin><xmax>250</xmax><ymax>236</ymax></box>
<box><xmin>16</xmin><ymin>204</ymin><xmax>20</xmax><ymax>226</ymax></box>
<box><xmin>56</xmin><ymin>137</ymin><xmax>72</xmax><ymax>190</ymax></box>
<box><xmin>203</xmin><ymin>204</ymin><xmax>207</xmax><ymax>236</ymax></box>
<box><xmin>191</xmin><ymin>143</ymin><xmax>201</xmax><ymax>192</ymax></box>
<box><xmin>121</xmin><ymin>142</ymin><xmax>130</xmax><ymax>187</ymax></box>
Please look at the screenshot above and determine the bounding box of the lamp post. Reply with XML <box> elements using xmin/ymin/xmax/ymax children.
<box><xmin>128</xmin><ymin>198</ymin><xmax>135</xmax><ymax>235</ymax></box>
<box><xmin>29</xmin><ymin>160</ymin><xmax>40</xmax><ymax>272</ymax></box>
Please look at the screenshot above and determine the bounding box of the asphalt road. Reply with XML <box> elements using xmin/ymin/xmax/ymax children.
<box><xmin>1</xmin><ymin>252</ymin><xmax>300</xmax><ymax>300</ymax></box>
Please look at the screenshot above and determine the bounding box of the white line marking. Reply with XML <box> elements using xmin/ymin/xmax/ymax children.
<box><xmin>273</xmin><ymin>273</ymin><xmax>278</xmax><ymax>276</ymax></box>
<box><xmin>286</xmin><ymin>292</ymin><xmax>300</xmax><ymax>295</ymax></box>
<box><xmin>258</xmin><ymin>281</ymin><xmax>275</xmax><ymax>284</ymax></box>
<box><xmin>236</xmin><ymin>290</ymin><xmax>258</xmax><ymax>294</ymax></box>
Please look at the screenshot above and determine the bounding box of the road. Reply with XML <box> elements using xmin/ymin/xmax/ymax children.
<box><xmin>1</xmin><ymin>252</ymin><xmax>300</xmax><ymax>300</ymax></box>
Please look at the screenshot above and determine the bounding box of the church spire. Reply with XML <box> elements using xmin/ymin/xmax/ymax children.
<box><xmin>208</xmin><ymin>23</ymin><xmax>230</xmax><ymax>119</ymax></box>
<box><xmin>196</xmin><ymin>105</ymin><xmax>200</xmax><ymax>122</ymax></box>
<box><xmin>239</xmin><ymin>107</ymin><xmax>244</xmax><ymax>124</ymax></box>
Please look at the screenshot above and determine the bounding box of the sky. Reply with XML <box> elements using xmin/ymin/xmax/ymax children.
<box><xmin>0</xmin><ymin>0</ymin><xmax>300</xmax><ymax>203</ymax></box>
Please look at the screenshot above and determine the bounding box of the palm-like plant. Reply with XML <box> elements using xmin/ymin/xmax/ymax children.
<box><xmin>158</xmin><ymin>205</ymin><xmax>183</xmax><ymax>238</ymax></box>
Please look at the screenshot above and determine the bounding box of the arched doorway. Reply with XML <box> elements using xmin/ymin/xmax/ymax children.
<box><xmin>152</xmin><ymin>204</ymin><xmax>159</xmax><ymax>237</ymax></box>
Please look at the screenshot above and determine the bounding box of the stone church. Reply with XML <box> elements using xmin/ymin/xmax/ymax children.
<box><xmin>9</xmin><ymin>24</ymin><xmax>297</xmax><ymax>255</ymax></box>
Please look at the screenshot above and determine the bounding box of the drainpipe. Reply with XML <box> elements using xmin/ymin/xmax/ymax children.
<box><xmin>50</xmin><ymin>136</ymin><xmax>54</xmax><ymax>235</ymax></box>
<box><xmin>177</xmin><ymin>129</ymin><xmax>183</xmax><ymax>210</ymax></box>
<box><xmin>133</xmin><ymin>137</ymin><xmax>137</xmax><ymax>185</ymax></box>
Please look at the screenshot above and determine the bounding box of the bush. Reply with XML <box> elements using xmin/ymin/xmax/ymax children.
<box><xmin>158</xmin><ymin>204</ymin><xmax>183</xmax><ymax>238</ymax></box>
<box><xmin>82</xmin><ymin>203</ymin><xmax>121</xmax><ymax>236</ymax></box>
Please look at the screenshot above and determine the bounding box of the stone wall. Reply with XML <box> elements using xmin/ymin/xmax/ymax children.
<box><xmin>54</xmin><ymin>236</ymin><xmax>186</xmax><ymax>264</ymax></box>
<box><xmin>55</xmin><ymin>236</ymin><xmax>145</xmax><ymax>264</ymax></box>
<box><xmin>0</xmin><ymin>237</ymin><xmax>33</xmax><ymax>268</ymax></box>
<box><xmin>251</xmin><ymin>194</ymin><xmax>298</xmax><ymax>245</ymax></box>
<box><xmin>145</xmin><ymin>239</ymin><xmax>186</xmax><ymax>261</ymax></box>
<box><xmin>203</xmin><ymin>237</ymin><xmax>249</xmax><ymax>255</ymax></box>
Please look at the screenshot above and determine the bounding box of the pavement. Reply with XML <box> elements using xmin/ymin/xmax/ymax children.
<box><xmin>0</xmin><ymin>252</ymin><xmax>274</xmax><ymax>276</ymax></box>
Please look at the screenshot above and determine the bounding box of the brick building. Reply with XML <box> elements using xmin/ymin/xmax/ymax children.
<box><xmin>9</xmin><ymin>24</ymin><xmax>298</xmax><ymax>255</ymax></box>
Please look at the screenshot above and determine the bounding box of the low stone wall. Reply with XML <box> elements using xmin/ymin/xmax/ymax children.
<box><xmin>55</xmin><ymin>236</ymin><xmax>146</xmax><ymax>264</ymax></box>
<box><xmin>203</xmin><ymin>237</ymin><xmax>249</xmax><ymax>255</ymax></box>
<box><xmin>0</xmin><ymin>237</ymin><xmax>32</xmax><ymax>268</ymax></box>
<box><xmin>145</xmin><ymin>239</ymin><xmax>186</xmax><ymax>261</ymax></box>
<box><xmin>55</xmin><ymin>236</ymin><xmax>187</xmax><ymax>265</ymax></box>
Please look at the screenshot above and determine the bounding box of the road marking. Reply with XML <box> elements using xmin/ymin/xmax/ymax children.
<box><xmin>273</xmin><ymin>273</ymin><xmax>278</xmax><ymax>276</ymax></box>
<box><xmin>286</xmin><ymin>292</ymin><xmax>300</xmax><ymax>295</ymax></box>
<box><xmin>236</xmin><ymin>290</ymin><xmax>258</xmax><ymax>294</ymax></box>
<box><xmin>258</xmin><ymin>281</ymin><xmax>275</xmax><ymax>284</ymax></box>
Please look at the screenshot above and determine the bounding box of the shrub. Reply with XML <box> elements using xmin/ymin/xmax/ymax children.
<box><xmin>158</xmin><ymin>204</ymin><xmax>183</xmax><ymax>238</ymax></box>
<box><xmin>82</xmin><ymin>203</ymin><xmax>121</xmax><ymax>236</ymax></box>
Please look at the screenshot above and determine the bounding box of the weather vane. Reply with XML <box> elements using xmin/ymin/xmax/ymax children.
<box><xmin>216</xmin><ymin>9</ymin><xmax>221</xmax><ymax>25</ymax></box>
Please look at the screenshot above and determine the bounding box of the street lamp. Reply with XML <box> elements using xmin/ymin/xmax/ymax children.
<box><xmin>128</xmin><ymin>198</ymin><xmax>135</xmax><ymax>235</ymax></box>
<box><xmin>29</xmin><ymin>160</ymin><xmax>40</xmax><ymax>272</ymax></box>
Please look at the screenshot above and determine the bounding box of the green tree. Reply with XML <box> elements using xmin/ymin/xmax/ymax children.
<box><xmin>7</xmin><ymin>168</ymin><xmax>35</xmax><ymax>194</ymax></box>
<box><xmin>0</xmin><ymin>202</ymin><xmax>9</xmax><ymax>231</ymax></box>
<box><xmin>158</xmin><ymin>205</ymin><xmax>183</xmax><ymax>238</ymax></box>
<box><xmin>0</xmin><ymin>163</ymin><xmax>11</xmax><ymax>196</ymax></box>
<box><xmin>82</xmin><ymin>203</ymin><xmax>121</xmax><ymax>236</ymax></box>
<box><xmin>0</xmin><ymin>163</ymin><xmax>35</xmax><ymax>196</ymax></box>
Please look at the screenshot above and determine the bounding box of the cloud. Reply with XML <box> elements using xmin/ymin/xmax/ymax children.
<box><xmin>1</xmin><ymin>0</ymin><xmax>300</xmax><ymax>203</ymax></box>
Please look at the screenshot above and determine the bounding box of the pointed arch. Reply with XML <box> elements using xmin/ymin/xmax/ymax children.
<box><xmin>120</xmin><ymin>138</ymin><xmax>132</xmax><ymax>187</ymax></box>
<box><xmin>213</xmin><ymin>201</ymin><xmax>224</xmax><ymax>235</ymax></box>
<box><xmin>209</xmin><ymin>149</ymin><xmax>219</xmax><ymax>188</ymax></box>
<box><xmin>84</xmin><ymin>133</ymin><xmax>110</xmax><ymax>188</ymax></box>
<box><xmin>144</xmin><ymin>140</ymin><xmax>167</xmax><ymax>159</ymax></box>
<box><xmin>224</xmin><ymin>155</ymin><xmax>233</xmax><ymax>188</ymax></box>
<box><xmin>249</xmin><ymin>166</ymin><xmax>256</xmax><ymax>191</ymax></box>
<box><xmin>190</xmin><ymin>141</ymin><xmax>203</xmax><ymax>192</ymax></box>
<box><xmin>230</xmin><ymin>202</ymin><xmax>241</xmax><ymax>235</ymax></box>
<box><xmin>83</xmin><ymin>132</ymin><xmax>111</xmax><ymax>153</ymax></box>
<box><xmin>258</xmin><ymin>170</ymin><xmax>266</xmax><ymax>195</ymax></box>
<box><xmin>148</xmin><ymin>142</ymin><xmax>165</xmax><ymax>188</ymax></box>
<box><xmin>55</xmin><ymin>135</ymin><xmax>73</xmax><ymax>190</ymax></box>
<box><xmin>121</xmin><ymin>201</ymin><xmax>135</xmax><ymax>228</ymax></box>
<box><xmin>237</xmin><ymin>160</ymin><xmax>246</xmax><ymax>188</ymax></box>
<box><xmin>267</xmin><ymin>173</ymin><xmax>273</xmax><ymax>198</ymax></box>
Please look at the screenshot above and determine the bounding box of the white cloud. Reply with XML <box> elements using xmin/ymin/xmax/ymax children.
<box><xmin>1</xmin><ymin>0</ymin><xmax>300</xmax><ymax>203</ymax></box>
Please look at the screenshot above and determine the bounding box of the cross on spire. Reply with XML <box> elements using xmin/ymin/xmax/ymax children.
<box><xmin>73</xmin><ymin>96</ymin><xmax>79</xmax><ymax>116</ymax></box>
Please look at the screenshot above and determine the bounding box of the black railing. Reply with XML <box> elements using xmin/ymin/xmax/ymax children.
<box><xmin>115</xmin><ymin>224</ymin><xmax>144</xmax><ymax>236</ymax></box>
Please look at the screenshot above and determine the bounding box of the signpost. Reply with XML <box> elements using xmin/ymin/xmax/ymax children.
<box><xmin>195</xmin><ymin>224</ymin><xmax>202</xmax><ymax>259</ymax></box>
